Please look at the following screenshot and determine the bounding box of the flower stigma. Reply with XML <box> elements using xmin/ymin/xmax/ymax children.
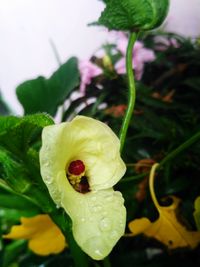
<box><xmin>67</xmin><ymin>160</ymin><xmax>90</xmax><ymax>194</ymax></box>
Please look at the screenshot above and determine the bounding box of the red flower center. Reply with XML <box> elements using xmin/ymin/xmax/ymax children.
<box><xmin>68</xmin><ymin>160</ymin><xmax>85</xmax><ymax>176</ymax></box>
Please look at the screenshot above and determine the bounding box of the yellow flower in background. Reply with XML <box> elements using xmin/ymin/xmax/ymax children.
<box><xmin>193</xmin><ymin>196</ymin><xmax>200</xmax><ymax>230</ymax></box>
<box><xmin>3</xmin><ymin>214</ymin><xmax>66</xmax><ymax>256</ymax></box>
<box><xmin>39</xmin><ymin>116</ymin><xmax>126</xmax><ymax>260</ymax></box>
<box><xmin>129</xmin><ymin>164</ymin><xmax>200</xmax><ymax>249</ymax></box>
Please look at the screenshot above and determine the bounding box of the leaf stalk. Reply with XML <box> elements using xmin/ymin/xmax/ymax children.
<box><xmin>120</xmin><ymin>32</ymin><xmax>138</xmax><ymax>153</ymax></box>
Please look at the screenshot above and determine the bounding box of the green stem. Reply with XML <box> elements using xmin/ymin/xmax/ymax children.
<box><xmin>160</xmin><ymin>130</ymin><xmax>200</xmax><ymax>167</ymax></box>
<box><xmin>120</xmin><ymin>172</ymin><xmax>147</xmax><ymax>183</ymax></box>
<box><xmin>50</xmin><ymin>209</ymin><xmax>90</xmax><ymax>267</ymax></box>
<box><xmin>119</xmin><ymin>32</ymin><xmax>138</xmax><ymax>153</ymax></box>
<box><xmin>49</xmin><ymin>38</ymin><xmax>62</xmax><ymax>66</ymax></box>
<box><xmin>120</xmin><ymin>130</ymin><xmax>200</xmax><ymax>184</ymax></box>
<box><xmin>103</xmin><ymin>256</ymin><xmax>112</xmax><ymax>267</ymax></box>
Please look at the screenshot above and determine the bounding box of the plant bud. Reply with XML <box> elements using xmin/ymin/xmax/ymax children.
<box><xmin>97</xmin><ymin>0</ymin><xmax>169</xmax><ymax>31</ymax></box>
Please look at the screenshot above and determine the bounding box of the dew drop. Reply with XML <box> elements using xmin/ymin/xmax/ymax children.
<box><xmin>105</xmin><ymin>195</ymin><xmax>113</xmax><ymax>202</ymax></box>
<box><xmin>92</xmin><ymin>205</ymin><xmax>102</xmax><ymax>212</ymax></box>
<box><xmin>103</xmin><ymin>182</ymin><xmax>109</xmax><ymax>188</ymax></box>
<box><xmin>94</xmin><ymin>249</ymin><xmax>103</xmax><ymax>257</ymax></box>
<box><xmin>113</xmin><ymin>199</ymin><xmax>120</xmax><ymax>206</ymax></box>
<box><xmin>81</xmin><ymin>217</ymin><xmax>86</xmax><ymax>222</ymax></box>
<box><xmin>119</xmin><ymin>222</ymin><xmax>124</xmax><ymax>228</ymax></box>
<box><xmin>91</xmin><ymin>196</ymin><xmax>97</xmax><ymax>202</ymax></box>
<box><xmin>119</xmin><ymin>218</ymin><xmax>124</xmax><ymax>224</ymax></box>
<box><xmin>99</xmin><ymin>217</ymin><xmax>111</xmax><ymax>231</ymax></box>
<box><xmin>110</xmin><ymin>230</ymin><xmax>118</xmax><ymax>240</ymax></box>
<box><xmin>45</xmin><ymin>145</ymin><xmax>50</xmax><ymax>151</ymax></box>
<box><xmin>44</xmin><ymin>162</ymin><xmax>50</xmax><ymax>167</ymax></box>
<box><xmin>56</xmin><ymin>204</ymin><xmax>60</xmax><ymax>209</ymax></box>
<box><xmin>45</xmin><ymin>179</ymin><xmax>52</xmax><ymax>185</ymax></box>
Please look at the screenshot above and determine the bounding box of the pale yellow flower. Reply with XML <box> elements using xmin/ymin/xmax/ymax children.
<box><xmin>39</xmin><ymin>116</ymin><xmax>126</xmax><ymax>260</ymax></box>
<box><xmin>3</xmin><ymin>215</ymin><xmax>66</xmax><ymax>255</ymax></box>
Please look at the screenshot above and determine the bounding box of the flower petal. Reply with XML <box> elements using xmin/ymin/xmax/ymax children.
<box><xmin>40</xmin><ymin>116</ymin><xmax>126</xmax><ymax>197</ymax></box>
<box><xmin>4</xmin><ymin>215</ymin><xmax>66</xmax><ymax>256</ymax></box>
<box><xmin>79</xmin><ymin>60</ymin><xmax>102</xmax><ymax>94</ymax></box>
<box><xmin>40</xmin><ymin>116</ymin><xmax>126</xmax><ymax>259</ymax></box>
<box><xmin>56</xmin><ymin>170</ymin><xmax>126</xmax><ymax>260</ymax></box>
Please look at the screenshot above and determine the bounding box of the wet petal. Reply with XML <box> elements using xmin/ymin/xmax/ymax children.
<box><xmin>40</xmin><ymin>116</ymin><xmax>126</xmax><ymax>259</ymax></box>
<box><xmin>57</xmin><ymin>170</ymin><xmax>126</xmax><ymax>260</ymax></box>
<box><xmin>40</xmin><ymin>116</ymin><xmax>126</xmax><ymax>199</ymax></box>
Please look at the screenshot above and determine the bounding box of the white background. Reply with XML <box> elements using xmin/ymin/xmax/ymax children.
<box><xmin>0</xmin><ymin>0</ymin><xmax>200</xmax><ymax>114</ymax></box>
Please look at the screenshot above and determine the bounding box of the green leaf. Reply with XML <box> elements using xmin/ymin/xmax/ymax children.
<box><xmin>0</xmin><ymin>114</ymin><xmax>55</xmax><ymax>212</ymax></box>
<box><xmin>16</xmin><ymin>57</ymin><xmax>80</xmax><ymax>116</ymax></box>
<box><xmin>0</xmin><ymin>148</ymin><xmax>32</xmax><ymax>193</ymax></box>
<box><xmin>183</xmin><ymin>78</ymin><xmax>200</xmax><ymax>92</ymax></box>
<box><xmin>0</xmin><ymin>208</ymin><xmax>39</xmax><ymax>223</ymax></box>
<box><xmin>0</xmin><ymin>114</ymin><xmax>54</xmax><ymax>154</ymax></box>
<box><xmin>97</xmin><ymin>0</ymin><xmax>169</xmax><ymax>31</ymax></box>
<box><xmin>2</xmin><ymin>240</ymin><xmax>27</xmax><ymax>267</ymax></box>
<box><xmin>0</xmin><ymin>190</ymin><xmax>40</xmax><ymax>211</ymax></box>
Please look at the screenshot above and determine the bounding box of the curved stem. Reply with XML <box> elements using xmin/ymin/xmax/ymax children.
<box><xmin>120</xmin><ymin>172</ymin><xmax>147</xmax><ymax>183</ymax></box>
<box><xmin>103</xmin><ymin>256</ymin><xmax>112</xmax><ymax>267</ymax></box>
<box><xmin>149</xmin><ymin>163</ymin><xmax>160</xmax><ymax>212</ymax></box>
<box><xmin>149</xmin><ymin>130</ymin><xmax>200</xmax><ymax>210</ymax></box>
<box><xmin>160</xmin><ymin>131</ymin><xmax>200</xmax><ymax>166</ymax></box>
<box><xmin>120</xmin><ymin>32</ymin><xmax>138</xmax><ymax>153</ymax></box>
<box><xmin>120</xmin><ymin>130</ymin><xmax>200</xmax><ymax>184</ymax></box>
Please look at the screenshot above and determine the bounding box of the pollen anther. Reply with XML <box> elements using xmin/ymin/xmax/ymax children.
<box><xmin>67</xmin><ymin>160</ymin><xmax>89</xmax><ymax>193</ymax></box>
<box><xmin>68</xmin><ymin>160</ymin><xmax>85</xmax><ymax>176</ymax></box>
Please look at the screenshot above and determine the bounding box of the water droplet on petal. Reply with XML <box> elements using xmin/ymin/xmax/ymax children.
<box><xmin>105</xmin><ymin>195</ymin><xmax>113</xmax><ymax>202</ymax></box>
<box><xmin>45</xmin><ymin>178</ymin><xmax>52</xmax><ymax>185</ymax></box>
<box><xmin>91</xmin><ymin>196</ymin><xmax>97</xmax><ymax>202</ymax></box>
<box><xmin>92</xmin><ymin>205</ymin><xmax>102</xmax><ymax>212</ymax></box>
<box><xmin>120</xmin><ymin>222</ymin><xmax>124</xmax><ymax>228</ymax></box>
<box><xmin>56</xmin><ymin>204</ymin><xmax>60</xmax><ymax>209</ymax></box>
<box><xmin>94</xmin><ymin>249</ymin><xmax>103</xmax><ymax>257</ymax></box>
<box><xmin>110</xmin><ymin>230</ymin><xmax>118</xmax><ymax>240</ymax></box>
<box><xmin>103</xmin><ymin>211</ymin><xmax>108</xmax><ymax>216</ymax></box>
<box><xmin>81</xmin><ymin>218</ymin><xmax>86</xmax><ymax>222</ymax></box>
<box><xmin>99</xmin><ymin>217</ymin><xmax>112</xmax><ymax>231</ymax></box>
<box><xmin>45</xmin><ymin>145</ymin><xmax>50</xmax><ymax>150</ymax></box>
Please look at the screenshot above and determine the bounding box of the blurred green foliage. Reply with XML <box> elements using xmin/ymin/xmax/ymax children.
<box><xmin>0</xmin><ymin>93</ymin><xmax>10</xmax><ymax>116</ymax></box>
<box><xmin>16</xmin><ymin>57</ymin><xmax>79</xmax><ymax>116</ymax></box>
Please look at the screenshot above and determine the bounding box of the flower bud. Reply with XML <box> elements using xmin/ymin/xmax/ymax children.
<box><xmin>97</xmin><ymin>0</ymin><xmax>169</xmax><ymax>31</ymax></box>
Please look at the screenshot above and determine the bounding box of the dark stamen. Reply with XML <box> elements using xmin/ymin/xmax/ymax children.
<box><xmin>78</xmin><ymin>176</ymin><xmax>90</xmax><ymax>194</ymax></box>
